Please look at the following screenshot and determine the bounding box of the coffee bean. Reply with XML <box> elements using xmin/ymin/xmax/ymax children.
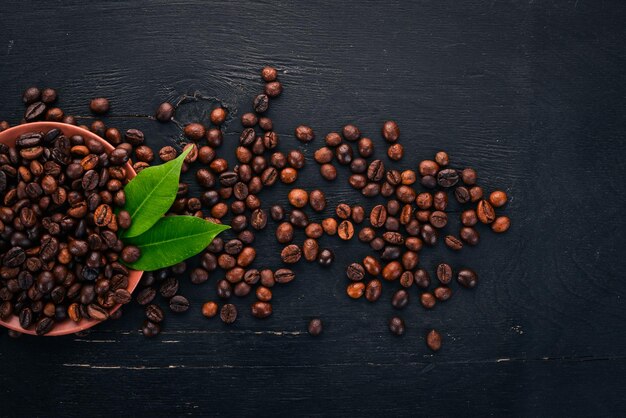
<box><xmin>419</xmin><ymin>160</ymin><xmax>439</xmax><ymax>176</ymax></box>
<box><xmin>435</xmin><ymin>151</ymin><xmax>449</xmax><ymax>166</ymax></box>
<box><xmin>261</xmin><ymin>66</ymin><xmax>278</xmax><ymax>81</ymax></box>
<box><xmin>274</xmin><ymin>268</ymin><xmax>295</xmax><ymax>284</ymax></box>
<box><xmin>477</xmin><ymin>199</ymin><xmax>496</xmax><ymax>224</ymax></box>
<box><xmin>461</xmin><ymin>168</ymin><xmax>477</xmax><ymax>185</ymax></box>
<box><xmin>346</xmin><ymin>282</ymin><xmax>365</xmax><ymax>299</ymax></box>
<box><xmin>308</xmin><ymin>318</ymin><xmax>323</xmax><ymax>336</ymax></box>
<box><xmin>265</xmin><ymin>81</ymin><xmax>282</xmax><ymax>97</ymax></box>
<box><xmin>136</xmin><ymin>287</ymin><xmax>157</xmax><ymax>305</ymax></box>
<box><xmin>434</xmin><ymin>287</ymin><xmax>452</xmax><ymax>301</ymax></box>
<box><xmin>389</xmin><ymin>317</ymin><xmax>405</xmax><ymax>336</ymax></box>
<box><xmin>457</xmin><ymin>269</ymin><xmax>478</xmax><ymax>288</ymax></box>
<box><xmin>35</xmin><ymin>317</ymin><xmax>54</xmax><ymax>335</ymax></box>
<box><xmin>90</xmin><ymin>98</ymin><xmax>110</xmax><ymax>114</ymax></box>
<box><xmin>469</xmin><ymin>186</ymin><xmax>484</xmax><ymax>202</ymax></box>
<box><xmin>288</xmin><ymin>189</ymin><xmax>309</xmax><ymax>208</ymax></box>
<box><xmin>429</xmin><ymin>211</ymin><xmax>448</xmax><ymax>229</ymax></box>
<box><xmin>318</xmin><ymin>248</ymin><xmax>334</xmax><ymax>266</ymax></box>
<box><xmin>461</xmin><ymin>209</ymin><xmax>478</xmax><ymax>226</ymax></box>
<box><xmin>155</xmin><ymin>102</ymin><xmax>174</xmax><ymax>121</ymax></box>
<box><xmin>169</xmin><ymin>295</ymin><xmax>190</xmax><ymax>313</ymax></box>
<box><xmin>140</xmin><ymin>304</ymin><xmax>164</xmax><ymax>324</ymax></box>
<box><xmin>342</xmin><ymin>124</ymin><xmax>360</xmax><ymax>141</ymax></box>
<box><xmin>337</xmin><ymin>220</ymin><xmax>354</xmax><ymax>240</ymax></box>
<box><xmin>426</xmin><ymin>329</ymin><xmax>442</xmax><ymax>351</ymax></box>
<box><xmin>391</xmin><ymin>289</ymin><xmax>409</xmax><ymax>309</ymax></box>
<box><xmin>276</xmin><ymin>222</ymin><xmax>294</xmax><ymax>243</ymax></box>
<box><xmin>420</xmin><ymin>292</ymin><xmax>436</xmax><ymax>309</ymax></box>
<box><xmin>367</xmin><ymin>160</ymin><xmax>385</xmax><ymax>181</ymax></box>
<box><xmin>218</xmin><ymin>303</ymin><xmax>237</xmax><ymax>324</ymax></box>
<box><xmin>22</xmin><ymin>86</ymin><xmax>41</xmax><ymax>104</ymax></box>
<box><xmin>121</xmin><ymin>246</ymin><xmax>141</xmax><ymax>263</ymax></box>
<box><xmin>289</xmin><ymin>210</ymin><xmax>308</xmax><ymax>228</ymax></box>
<box><xmin>455</xmin><ymin>186</ymin><xmax>471</xmax><ymax>203</ymax></box>
<box><xmin>489</xmin><ymin>190</ymin><xmax>508</xmax><ymax>207</ymax></box>
<box><xmin>251</xmin><ymin>301</ymin><xmax>272</xmax><ymax>318</ymax></box>
<box><xmin>325</xmin><ymin>132</ymin><xmax>342</xmax><ymax>146</ymax></box>
<box><xmin>159</xmin><ymin>277</ymin><xmax>179</xmax><ymax>298</ymax></box>
<box><xmin>420</xmin><ymin>224</ymin><xmax>437</xmax><ymax>246</ymax></box>
<box><xmin>382</xmin><ymin>261</ymin><xmax>402</xmax><ymax>281</ymax></box>
<box><xmin>142</xmin><ymin>320</ymin><xmax>161</xmax><ymax>337</ymax></box>
<box><xmin>309</xmin><ymin>190</ymin><xmax>326</xmax><ymax>212</ymax></box>
<box><xmin>253</xmin><ymin>94</ymin><xmax>269</xmax><ymax>113</ymax></box>
<box><xmin>336</xmin><ymin>203</ymin><xmax>351</xmax><ymax>219</ymax></box>
<box><xmin>295</xmin><ymin>125</ymin><xmax>315</xmax><ymax>142</ymax></box>
<box><xmin>346</xmin><ymin>262</ymin><xmax>365</xmax><ymax>281</ymax></box>
<box><xmin>216</xmin><ymin>279</ymin><xmax>232</xmax><ymax>299</ymax></box>
<box><xmin>320</xmin><ymin>163</ymin><xmax>337</xmax><ymax>181</ymax></box>
<box><xmin>387</xmin><ymin>143</ymin><xmax>403</xmax><ymax>161</ymax></box>
<box><xmin>370</xmin><ymin>205</ymin><xmax>387</xmax><ymax>228</ymax></box>
<box><xmin>302</xmin><ymin>239</ymin><xmax>319</xmax><ymax>262</ymax></box>
<box><xmin>281</xmin><ymin>244</ymin><xmax>302</xmax><ymax>264</ymax></box>
<box><xmin>436</xmin><ymin>263</ymin><xmax>453</xmax><ymax>284</ymax></box>
<box><xmin>437</xmin><ymin>168</ymin><xmax>459</xmax><ymax>187</ymax></box>
<box><xmin>335</xmin><ymin>144</ymin><xmax>353</xmax><ymax>165</ymax></box>
<box><xmin>202</xmin><ymin>301</ymin><xmax>219</xmax><ymax>318</ymax></box>
<box><xmin>460</xmin><ymin>227</ymin><xmax>479</xmax><ymax>245</ymax></box>
<box><xmin>414</xmin><ymin>268</ymin><xmax>431</xmax><ymax>289</ymax></box>
<box><xmin>492</xmin><ymin>216</ymin><xmax>511</xmax><ymax>233</ymax></box>
<box><xmin>445</xmin><ymin>235</ymin><xmax>463</xmax><ymax>251</ymax></box>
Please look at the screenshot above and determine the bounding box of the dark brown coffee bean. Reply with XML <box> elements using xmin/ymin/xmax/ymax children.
<box><xmin>391</xmin><ymin>289</ymin><xmax>409</xmax><ymax>309</ymax></box>
<box><xmin>461</xmin><ymin>168</ymin><xmax>477</xmax><ymax>185</ymax></box>
<box><xmin>335</xmin><ymin>144</ymin><xmax>353</xmax><ymax>165</ymax></box>
<box><xmin>346</xmin><ymin>263</ymin><xmax>365</xmax><ymax>281</ymax></box>
<box><xmin>455</xmin><ymin>186</ymin><xmax>471</xmax><ymax>204</ymax></box>
<box><xmin>389</xmin><ymin>316</ymin><xmax>405</xmax><ymax>336</ymax></box>
<box><xmin>357</xmin><ymin>137</ymin><xmax>374</xmax><ymax>157</ymax></box>
<box><xmin>342</xmin><ymin>124</ymin><xmax>360</xmax><ymax>141</ymax></box>
<box><xmin>420</xmin><ymin>224</ymin><xmax>437</xmax><ymax>246</ymax></box>
<box><xmin>458</xmin><ymin>226</ymin><xmax>479</xmax><ymax>246</ymax></box>
<box><xmin>319</xmin><ymin>163</ymin><xmax>337</xmax><ymax>181</ymax></box>
<box><xmin>367</xmin><ymin>160</ymin><xmax>385</xmax><ymax>181</ymax></box>
<box><xmin>414</xmin><ymin>269</ymin><xmax>431</xmax><ymax>288</ymax></box>
<box><xmin>281</xmin><ymin>244</ymin><xmax>302</xmax><ymax>264</ymax></box>
<box><xmin>276</xmin><ymin>222</ymin><xmax>294</xmax><ymax>243</ymax></box>
<box><xmin>265</xmin><ymin>81</ymin><xmax>282</xmax><ymax>97</ymax></box>
<box><xmin>253</xmin><ymin>94</ymin><xmax>269</xmax><ymax>113</ymax></box>
<box><xmin>387</xmin><ymin>143</ymin><xmax>403</xmax><ymax>161</ymax></box>
<box><xmin>317</xmin><ymin>248</ymin><xmax>334</xmax><ymax>266</ymax></box>
<box><xmin>437</xmin><ymin>168</ymin><xmax>459</xmax><ymax>187</ymax></box>
<box><xmin>308</xmin><ymin>318</ymin><xmax>323</xmax><ymax>336</ymax></box>
<box><xmin>159</xmin><ymin>277</ymin><xmax>179</xmax><ymax>298</ymax></box>
<box><xmin>219</xmin><ymin>303</ymin><xmax>237</xmax><ymax>324</ymax></box>
<box><xmin>141</xmin><ymin>320</ymin><xmax>161</xmax><ymax>337</ymax></box>
<box><xmin>457</xmin><ymin>269</ymin><xmax>478</xmax><ymax>288</ymax></box>
<box><xmin>370</xmin><ymin>205</ymin><xmax>387</xmax><ymax>228</ymax></box>
<box><xmin>381</xmin><ymin>120</ymin><xmax>400</xmax><ymax>142</ymax></box>
<box><xmin>274</xmin><ymin>268</ymin><xmax>295</xmax><ymax>284</ymax></box>
<box><xmin>302</xmin><ymin>239</ymin><xmax>319</xmax><ymax>262</ymax></box>
<box><xmin>90</xmin><ymin>98</ymin><xmax>110</xmax><ymax>114</ymax></box>
<box><xmin>270</xmin><ymin>205</ymin><xmax>284</xmax><ymax>221</ymax></box>
<box><xmin>22</xmin><ymin>87</ymin><xmax>41</xmax><ymax>104</ymax></box>
<box><xmin>295</xmin><ymin>125</ymin><xmax>315</xmax><ymax>142</ymax></box>
<box><xmin>169</xmin><ymin>295</ymin><xmax>190</xmax><ymax>313</ymax></box>
<box><xmin>25</xmin><ymin>102</ymin><xmax>46</xmax><ymax>121</ymax></box>
<box><xmin>155</xmin><ymin>102</ymin><xmax>174</xmax><ymax>121</ymax></box>
<box><xmin>136</xmin><ymin>287</ymin><xmax>156</xmax><ymax>305</ymax></box>
<box><xmin>145</xmin><ymin>304</ymin><xmax>164</xmax><ymax>322</ymax></box>
<box><xmin>429</xmin><ymin>211</ymin><xmax>448</xmax><ymax>229</ymax></box>
<box><xmin>35</xmin><ymin>317</ymin><xmax>54</xmax><ymax>335</ymax></box>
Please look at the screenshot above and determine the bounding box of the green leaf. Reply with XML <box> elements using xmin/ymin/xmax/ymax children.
<box><xmin>120</xmin><ymin>147</ymin><xmax>191</xmax><ymax>238</ymax></box>
<box><xmin>123</xmin><ymin>216</ymin><xmax>230</xmax><ymax>271</ymax></box>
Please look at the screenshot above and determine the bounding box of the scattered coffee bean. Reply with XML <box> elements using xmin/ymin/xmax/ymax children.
<box><xmin>426</xmin><ymin>329</ymin><xmax>442</xmax><ymax>351</ymax></box>
<box><xmin>308</xmin><ymin>318</ymin><xmax>323</xmax><ymax>336</ymax></box>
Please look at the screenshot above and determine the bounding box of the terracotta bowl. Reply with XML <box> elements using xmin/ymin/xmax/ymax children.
<box><xmin>0</xmin><ymin>122</ymin><xmax>143</xmax><ymax>336</ymax></box>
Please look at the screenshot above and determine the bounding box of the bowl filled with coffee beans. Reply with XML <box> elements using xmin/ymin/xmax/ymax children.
<box><xmin>0</xmin><ymin>122</ymin><xmax>143</xmax><ymax>336</ymax></box>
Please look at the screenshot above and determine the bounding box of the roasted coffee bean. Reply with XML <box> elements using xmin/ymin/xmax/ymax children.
<box><xmin>363</xmin><ymin>256</ymin><xmax>382</xmax><ymax>276</ymax></box>
<box><xmin>302</xmin><ymin>239</ymin><xmax>319</xmax><ymax>262</ymax></box>
<box><xmin>318</xmin><ymin>248</ymin><xmax>334</xmax><ymax>266</ymax></box>
<box><xmin>346</xmin><ymin>263</ymin><xmax>365</xmax><ymax>281</ymax></box>
<box><xmin>308</xmin><ymin>318</ymin><xmax>323</xmax><ymax>336</ymax></box>
<box><xmin>337</xmin><ymin>220</ymin><xmax>354</xmax><ymax>240</ymax></box>
<box><xmin>314</xmin><ymin>147</ymin><xmax>333</xmax><ymax>164</ymax></box>
<box><xmin>382</xmin><ymin>261</ymin><xmax>402</xmax><ymax>281</ymax></box>
<box><xmin>399</xmin><ymin>271</ymin><xmax>414</xmax><ymax>288</ymax></box>
<box><xmin>281</xmin><ymin>244</ymin><xmax>302</xmax><ymax>264</ymax></box>
<box><xmin>420</xmin><ymin>224</ymin><xmax>437</xmax><ymax>246</ymax></box>
<box><xmin>270</xmin><ymin>205</ymin><xmax>284</xmax><ymax>221</ymax></box>
<box><xmin>305</xmin><ymin>223</ymin><xmax>323</xmax><ymax>239</ymax></box>
<box><xmin>382</xmin><ymin>231</ymin><xmax>404</xmax><ymax>245</ymax></box>
<box><xmin>460</xmin><ymin>227</ymin><xmax>479</xmax><ymax>245</ymax></box>
<box><xmin>357</xmin><ymin>138</ymin><xmax>374</xmax><ymax>157</ymax></box>
<box><xmin>455</xmin><ymin>186</ymin><xmax>471</xmax><ymax>204</ymax></box>
<box><xmin>274</xmin><ymin>268</ymin><xmax>295</xmax><ymax>284</ymax></box>
<box><xmin>146</xmin><ymin>304</ymin><xmax>164</xmax><ymax>323</ymax></box>
<box><xmin>461</xmin><ymin>209</ymin><xmax>478</xmax><ymax>226</ymax></box>
<box><xmin>346</xmin><ymin>282</ymin><xmax>365</xmax><ymax>299</ymax></box>
<box><xmin>414</xmin><ymin>268</ymin><xmax>431</xmax><ymax>288</ymax></box>
<box><xmin>381</xmin><ymin>120</ymin><xmax>400</xmax><ymax>142</ymax></box>
<box><xmin>253</xmin><ymin>94</ymin><xmax>269</xmax><ymax>113</ymax></box>
<box><xmin>437</xmin><ymin>168</ymin><xmax>459</xmax><ymax>188</ymax></box>
<box><xmin>320</xmin><ymin>163</ymin><xmax>337</xmax><ymax>181</ymax></box>
<box><xmin>389</xmin><ymin>317</ymin><xmax>405</xmax><ymax>336</ymax></box>
<box><xmin>362</xmin><ymin>279</ymin><xmax>381</xmax><ymax>302</ymax></box>
<box><xmin>219</xmin><ymin>303</ymin><xmax>237</xmax><ymax>324</ymax></box>
<box><xmin>336</xmin><ymin>203</ymin><xmax>351</xmax><ymax>219</ymax></box>
<box><xmin>90</xmin><ymin>98</ymin><xmax>110</xmax><ymax>114</ymax></box>
<box><xmin>387</xmin><ymin>143</ymin><xmax>403</xmax><ymax>161</ymax></box>
<box><xmin>370</xmin><ymin>237</ymin><xmax>385</xmax><ymax>251</ymax></box>
<box><xmin>427</xmin><ymin>329</ymin><xmax>442</xmax><ymax>351</ymax></box>
<box><xmin>280</xmin><ymin>167</ymin><xmax>298</xmax><ymax>183</ymax></box>
<box><xmin>435</xmin><ymin>151</ymin><xmax>449</xmax><ymax>166</ymax></box>
<box><xmin>159</xmin><ymin>278</ymin><xmax>179</xmax><ymax>298</ymax></box>
<box><xmin>457</xmin><ymin>268</ymin><xmax>478</xmax><ymax>288</ymax></box>
<box><xmin>359</xmin><ymin>227</ymin><xmax>376</xmax><ymax>243</ymax></box>
<box><xmin>265</xmin><ymin>81</ymin><xmax>282</xmax><ymax>97</ymax></box>
<box><xmin>391</xmin><ymin>289</ymin><xmax>409</xmax><ymax>309</ymax></box>
<box><xmin>492</xmin><ymin>216</ymin><xmax>511</xmax><ymax>233</ymax></box>
<box><xmin>155</xmin><ymin>102</ymin><xmax>175</xmax><ymax>121</ymax></box>
<box><xmin>169</xmin><ymin>295</ymin><xmax>190</xmax><ymax>313</ymax></box>
<box><xmin>35</xmin><ymin>317</ymin><xmax>54</xmax><ymax>335</ymax></box>
<box><xmin>25</xmin><ymin>102</ymin><xmax>46</xmax><ymax>121</ymax></box>
<box><xmin>335</xmin><ymin>144</ymin><xmax>353</xmax><ymax>165</ymax></box>
<box><xmin>216</xmin><ymin>279</ymin><xmax>232</xmax><ymax>299</ymax></box>
<box><xmin>295</xmin><ymin>125</ymin><xmax>315</xmax><ymax>142</ymax></box>
<box><xmin>289</xmin><ymin>210</ymin><xmax>308</xmax><ymax>228</ymax></box>
<box><xmin>444</xmin><ymin>235</ymin><xmax>463</xmax><ymax>251</ymax></box>
<box><xmin>436</xmin><ymin>263</ymin><xmax>453</xmax><ymax>284</ymax></box>
<box><xmin>429</xmin><ymin>211</ymin><xmax>448</xmax><ymax>228</ymax></box>
<box><xmin>325</xmin><ymin>131</ymin><xmax>342</xmax><ymax>146</ymax></box>
<box><xmin>469</xmin><ymin>186</ymin><xmax>484</xmax><ymax>202</ymax></box>
<box><xmin>461</xmin><ymin>168</ymin><xmax>477</xmax><ymax>185</ymax></box>
<box><xmin>342</xmin><ymin>124</ymin><xmax>360</xmax><ymax>141</ymax></box>
<box><xmin>370</xmin><ymin>205</ymin><xmax>387</xmax><ymax>228</ymax></box>
<box><xmin>367</xmin><ymin>160</ymin><xmax>385</xmax><ymax>181</ymax></box>
<box><xmin>184</xmin><ymin>123</ymin><xmax>205</xmax><ymax>141</ymax></box>
<box><xmin>251</xmin><ymin>301</ymin><xmax>272</xmax><ymax>318</ymax></box>
<box><xmin>22</xmin><ymin>87</ymin><xmax>41</xmax><ymax>104</ymax></box>
<box><xmin>489</xmin><ymin>190</ymin><xmax>508</xmax><ymax>207</ymax></box>
<box><xmin>202</xmin><ymin>301</ymin><xmax>219</xmax><ymax>318</ymax></box>
<box><xmin>136</xmin><ymin>287</ymin><xmax>156</xmax><ymax>305</ymax></box>
<box><xmin>433</xmin><ymin>191</ymin><xmax>448</xmax><ymax>211</ymax></box>
<box><xmin>434</xmin><ymin>287</ymin><xmax>452</xmax><ymax>301</ymax></box>
<box><xmin>142</xmin><ymin>320</ymin><xmax>161</xmax><ymax>337</ymax></box>
<box><xmin>276</xmin><ymin>222</ymin><xmax>294</xmax><ymax>243</ymax></box>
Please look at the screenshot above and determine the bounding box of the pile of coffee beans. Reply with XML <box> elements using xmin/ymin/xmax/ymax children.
<box><xmin>0</xmin><ymin>125</ymin><xmax>139</xmax><ymax>335</ymax></box>
<box><xmin>1</xmin><ymin>69</ymin><xmax>512</xmax><ymax>352</ymax></box>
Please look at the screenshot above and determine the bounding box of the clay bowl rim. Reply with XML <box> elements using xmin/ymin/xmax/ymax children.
<box><xmin>0</xmin><ymin>121</ymin><xmax>143</xmax><ymax>336</ymax></box>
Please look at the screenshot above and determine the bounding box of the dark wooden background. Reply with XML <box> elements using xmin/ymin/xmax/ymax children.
<box><xmin>1</xmin><ymin>1</ymin><xmax>625</xmax><ymax>416</ymax></box>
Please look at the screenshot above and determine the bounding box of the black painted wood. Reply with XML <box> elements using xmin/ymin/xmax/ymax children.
<box><xmin>1</xmin><ymin>1</ymin><xmax>625</xmax><ymax>416</ymax></box>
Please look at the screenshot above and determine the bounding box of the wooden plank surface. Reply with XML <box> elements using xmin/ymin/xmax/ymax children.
<box><xmin>1</xmin><ymin>0</ymin><xmax>625</xmax><ymax>416</ymax></box>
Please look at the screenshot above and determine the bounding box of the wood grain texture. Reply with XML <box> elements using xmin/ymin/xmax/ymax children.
<box><xmin>1</xmin><ymin>0</ymin><xmax>626</xmax><ymax>416</ymax></box>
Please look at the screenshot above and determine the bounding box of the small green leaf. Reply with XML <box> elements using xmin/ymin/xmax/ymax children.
<box><xmin>123</xmin><ymin>216</ymin><xmax>230</xmax><ymax>271</ymax></box>
<box><xmin>120</xmin><ymin>147</ymin><xmax>191</xmax><ymax>238</ymax></box>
